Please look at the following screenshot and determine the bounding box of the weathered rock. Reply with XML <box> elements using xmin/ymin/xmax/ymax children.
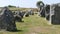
<box><xmin>40</xmin><ymin>7</ymin><xmax>45</xmax><ymax>17</ymax></box>
<box><xmin>37</xmin><ymin>1</ymin><xmax>45</xmax><ymax>17</ymax></box>
<box><xmin>45</xmin><ymin>5</ymin><xmax>50</xmax><ymax>20</ymax></box>
<box><xmin>25</xmin><ymin>12</ymin><xmax>29</xmax><ymax>17</ymax></box>
<box><xmin>28</xmin><ymin>10</ymin><xmax>34</xmax><ymax>15</ymax></box>
<box><xmin>21</xmin><ymin>11</ymin><xmax>26</xmax><ymax>17</ymax></box>
<box><xmin>46</xmin><ymin>3</ymin><xmax>60</xmax><ymax>24</ymax></box>
<box><xmin>50</xmin><ymin>4</ymin><xmax>60</xmax><ymax>24</ymax></box>
<box><xmin>14</xmin><ymin>11</ymin><xmax>23</xmax><ymax>22</ymax></box>
<box><xmin>0</xmin><ymin>7</ymin><xmax>17</xmax><ymax>31</ymax></box>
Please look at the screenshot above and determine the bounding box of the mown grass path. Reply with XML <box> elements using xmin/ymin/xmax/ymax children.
<box><xmin>0</xmin><ymin>15</ymin><xmax>60</xmax><ymax>34</ymax></box>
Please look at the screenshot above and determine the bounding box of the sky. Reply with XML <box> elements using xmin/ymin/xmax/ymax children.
<box><xmin>0</xmin><ymin>0</ymin><xmax>60</xmax><ymax>8</ymax></box>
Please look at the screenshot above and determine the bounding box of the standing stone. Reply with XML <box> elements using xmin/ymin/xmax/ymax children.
<box><xmin>28</xmin><ymin>10</ymin><xmax>34</xmax><ymax>15</ymax></box>
<box><xmin>45</xmin><ymin>5</ymin><xmax>50</xmax><ymax>20</ymax></box>
<box><xmin>21</xmin><ymin>11</ymin><xmax>26</xmax><ymax>17</ymax></box>
<box><xmin>14</xmin><ymin>11</ymin><xmax>23</xmax><ymax>22</ymax></box>
<box><xmin>51</xmin><ymin>4</ymin><xmax>60</xmax><ymax>24</ymax></box>
<box><xmin>0</xmin><ymin>7</ymin><xmax>17</xmax><ymax>31</ymax></box>
<box><xmin>40</xmin><ymin>7</ymin><xmax>45</xmax><ymax>17</ymax></box>
<box><xmin>36</xmin><ymin>1</ymin><xmax>45</xmax><ymax>17</ymax></box>
<box><xmin>47</xmin><ymin>3</ymin><xmax>60</xmax><ymax>24</ymax></box>
<box><xmin>25</xmin><ymin>12</ymin><xmax>29</xmax><ymax>17</ymax></box>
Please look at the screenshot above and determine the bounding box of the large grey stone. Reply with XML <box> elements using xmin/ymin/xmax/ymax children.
<box><xmin>45</xmin><ymin>3</ymin><xmax>60</xmax><ymax>24</ymax></box>
<box><xmin>25</xmin><ymin>11</ymin><xmax>30</xmax><ymax>17</ymax></box>
<box><xmin>50</xmin><ymin>4</ymin><xmax>60</xmax><ymax>24</ymax></box>
<box><xmin>39</xmin><ymin>7</ymin><xmax>45</xmax><ymax>17</ymax></box>
<box><xmin>28</xmin><ymin>10</ymin><xmax>34</xmax><ymax>15</ymax></box>
<box><xmin>45</xmin><ymin>5</ymin><xmax>50</xmax><ymax>20</ymax></box>
<box><xmin>13</xmin><ymin>11</ymin><xmax>24</xmax><ymax>22</ymax></box>
<box><xmin>0</xmin><ymin>7</ymin><xmax>17</xmax><ymax>31</ymax></box>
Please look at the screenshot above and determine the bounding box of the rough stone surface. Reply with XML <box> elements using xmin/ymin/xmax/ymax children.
<box><xmin>25</xmin><ymin>12</ymin><xmax>29</xmax><ymax>17</ymax></box>
<box><xmin>45</xmin><ymin>5</ymin><xmax>50</xmax><ymax>20</ymax></box>
<box><xmin>0</xmin><ymin>7</ymin><xmax>17</xmax><ymax>31</ymax></box>
<box><xmin>39</xmin><ymin>7</ymin><xmax>45</xmax><ymax>17</ymax></box>
<box><xmin>13</xmin><ymin>11</ymin><xmax>24</xmax><ymax>22</ymax></box>
<box><xmin>28</xmin><ymin>10</ymin><xmax>34</xmax><ymax>15</ymax></box>
<box><xmin>51</xmin><ymin>4</ymin><xmax>60</xmax><ymax>24</ymax></box>
<box><xmin>45</xmin><ymin>3</ymin><xmax>60</xmax><ymax>24</ymax></box>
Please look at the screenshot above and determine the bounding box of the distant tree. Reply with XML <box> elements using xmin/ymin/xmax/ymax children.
<box><xmin>8</xmin><ymin>5</ymin><xmax>16</xmax><ymax>8</ymax></box>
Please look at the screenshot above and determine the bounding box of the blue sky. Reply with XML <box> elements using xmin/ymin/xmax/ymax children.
<box><xmin>0</xmin><ymin>0</ymin><xmax>60</xmax><ymax>8</ymax></box>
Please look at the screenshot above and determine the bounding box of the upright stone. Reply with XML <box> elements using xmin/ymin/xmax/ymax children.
<box><xmin>45</xmin><ymin>5</ymin><xmax>50</xmax><ymax>20</ymax></box>
<box><xmin>49</xmin><ymin>3</ymin><xmax>60</xmax><ymax>24</ymax></box>
<box><xmin>14</xmin><ymin>11</ymin><xmax>23</xmax><ymax>22</ymax></box>
<box><xmin>0</xmin><ymin>7</ymin><xmax>17</xmax><ymax>31</ymax></box>
<box><xmin>25</xmin><ymin>12</ymin><xmax>29</xmax><ymax>17</ymax></box>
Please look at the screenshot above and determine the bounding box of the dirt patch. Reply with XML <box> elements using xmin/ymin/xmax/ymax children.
<box><xmin>25</xmin><ymin>26</ymin><xmax>58</xmax><ymax>34</ymax></box>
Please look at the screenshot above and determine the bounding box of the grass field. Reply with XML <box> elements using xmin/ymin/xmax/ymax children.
<box><xmin>0</xmin><ymin>14</ymin><xmax>60</xmax><ymax>34</ymax></box>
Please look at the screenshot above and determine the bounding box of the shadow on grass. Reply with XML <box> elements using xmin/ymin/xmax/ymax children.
<box><xmin>20</xmin><ymin>21</ymin><xmax>24</xmax><ymax>22</ymax></box>
<box><xmin>16</xmin><ymin>20</ymin><xmax>24</xmax><ymax>23</ymax></box>
<box><xmin>52</xmin><ymin>23</ymin><xmax>60</xmax><ymax>25</ymax></box>
<box><xmin>8</xmin><ymin>30</ymin><xmax>23</xmax><ymax>32</ymax></box>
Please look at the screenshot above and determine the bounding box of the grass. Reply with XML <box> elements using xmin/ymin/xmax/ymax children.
<box><xmin>0</xmin><ymin>14</ymin><xmax>60</xmax><ymax>34</ymax></box>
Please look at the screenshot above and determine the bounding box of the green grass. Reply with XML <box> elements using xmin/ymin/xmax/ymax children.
<box><xmin>0</xmin><ymin>14</ymin><xmax>60</xmax><ymax>34</ymax></box>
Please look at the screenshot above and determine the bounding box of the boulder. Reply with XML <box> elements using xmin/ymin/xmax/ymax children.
<box><xmin>0</xmin><ymin>7</ymin><xmax>17</xmax><ymax>31</ymax></box>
